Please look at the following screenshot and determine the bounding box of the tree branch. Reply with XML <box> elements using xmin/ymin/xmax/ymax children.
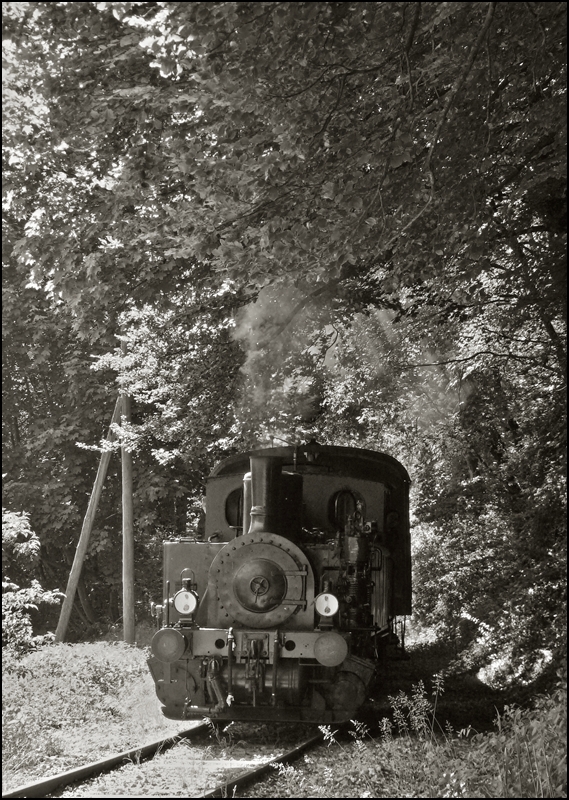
<box><xmin>424</xmin><ymin>2</ymin><xmax>497</xmax><ymax>177</ymax></box>
<box><xmin>403</xmin><ymin>350</ymin><xmax>559</xmax><ymax>370</ymax></box>
<box><xmin>378</xmin><ymin>3</ymin><xmax>497</xmax><ymax>254</ymax></box>
<box><xmin>255</xmin><ymin>280</ymin><xmax>340</xmax><ymax>348</ymax></box>
<box><xmin>507</xmin><ymin>236</ymin><xmax>567</xmax><ymax>380</ymax></box>
<box><xmin>312</xmin><ymin>74</ymin><xmax>347</xmax><ymax>140</ymax></box>
<box><xmin>403</xmin><ymin>2</ymin><xmax>422</xmax><ymax>111</ymax></box>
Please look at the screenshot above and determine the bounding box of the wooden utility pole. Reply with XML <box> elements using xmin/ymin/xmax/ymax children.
<box><xmin>121</xmin><ymin>345</ymin><xmax>135</xmax><ymax>644</ymax></box>
<box><xmin>55</xmin><ymin>398</ymin><xmax>122</xmax><ymax>642</ymax></box>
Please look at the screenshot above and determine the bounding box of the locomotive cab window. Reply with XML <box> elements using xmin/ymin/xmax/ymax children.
<box><xmin>225</xmin><ymin>487</ymin><xmax>244</xmax><ymax>528</ymax></box>
<box><xmin>329</xmin><ymin>489</ymin><xmax>366</xmax><ymax>530</ymax></box>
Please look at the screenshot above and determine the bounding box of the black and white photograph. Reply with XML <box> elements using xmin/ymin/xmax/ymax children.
<box><xmin>3</xmin><ymin>2</ymin><xmax>566</xmax><ymax>797</ymax></box>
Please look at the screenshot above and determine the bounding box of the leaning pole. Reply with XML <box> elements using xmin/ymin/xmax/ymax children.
<box><xmin>54</xmin><ymin>397</ymin><xmax>122</xmax><ymax>642</ymax></box>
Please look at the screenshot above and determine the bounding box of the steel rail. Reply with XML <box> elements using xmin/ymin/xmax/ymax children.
<box><xmin>1</xmin><ymin>722</ymin><xmax>208</xmax><ymax>799</ymax></box>
<box><xmin>201</xmin><ymin>732</ymin><xmax>324</xmax><ymax>798</ymax></box>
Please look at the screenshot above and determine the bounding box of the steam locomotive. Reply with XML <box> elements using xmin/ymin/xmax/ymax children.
<box><xmin>148</xmin><ymin>442</ymin><xmax>411</xmax><ymax>723</ymax></box>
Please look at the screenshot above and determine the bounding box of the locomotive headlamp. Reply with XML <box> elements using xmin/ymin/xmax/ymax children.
<box><xmin>315</xmin><ymin>592</ymin><xmax>339</xmax><ymax>617</ymax></box>
<box><xmin>314</xmin><ymin>632</ymin><xmax>349</xmax><ymax>667</ymax></box>
<box><xmin>151</xmin><ymin>628</ymin><xmax>187</xmax><ymax>663</ymax></box>
<box><xmin>173</xmin><ymin>589</ymin><xmax>199</xmax><ymax>615</ymax></box>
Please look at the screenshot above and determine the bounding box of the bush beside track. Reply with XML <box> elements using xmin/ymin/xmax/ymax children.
<box><xmin>247</xmin><ymin>678</ymin><xmax>567</xmax><ymax>798</ymax></box>
<box><xmin>2</xmin><ymin>640</ymin><xmax>189</xmax><ymax>793</ymax></box>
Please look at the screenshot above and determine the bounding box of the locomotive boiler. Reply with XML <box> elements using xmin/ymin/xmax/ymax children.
<box><xmin>148</xmin><ymin>442</ymin><xmax>411</xmax><ymax>722</ymax></box>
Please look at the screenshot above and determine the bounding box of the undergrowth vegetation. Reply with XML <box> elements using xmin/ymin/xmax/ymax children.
<box><xmin>261</xmin><ymin>675</ymin><xmax>567</xmax><ymax>799</ymax></box>
<box><xmin>1</xmin><ymin>641</ymin><xmax>185</xmax><ymax>791</ymax></box>
<box><xmin>2</xmin><ymin>641</ymin><xmax>566</xmax><ymax>798</ymax></box>
<box><xmin>380</xmin><ymin>675</ymin><xmax>567</xmax><ymax>798</ymax></box>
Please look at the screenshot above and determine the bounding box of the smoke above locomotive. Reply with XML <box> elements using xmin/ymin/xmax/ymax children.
<box><xmin>148</xmin><ymin>442</ymin><xmax>411</xmax><ymax>723</ymax></box>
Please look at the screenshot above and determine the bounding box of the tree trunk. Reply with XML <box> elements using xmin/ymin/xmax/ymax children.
<box><xmin>109</xmin><ymin>585</ymin><xmax>120</xmax><ymax>623</ymax></box>
<box><xmin>175</xmin><ymin>493</ymin><xmax>188</xmax><ymax>536</ymax></box>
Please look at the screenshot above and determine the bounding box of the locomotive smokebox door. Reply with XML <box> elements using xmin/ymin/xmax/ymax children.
<box><xmin>212</xmin><ymin>531</ymin><xmax>314</xmax><ymax>629</ymax></box>
<box><xmin>234</xmin><ymin>558</ymin><xmax>286</xmax><ymax>611</ymax></box>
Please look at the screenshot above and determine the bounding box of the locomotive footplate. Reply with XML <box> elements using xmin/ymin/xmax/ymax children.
<box><xmin>151</xmin><ymin>625</ymin><xmax>353</xmax><ymax>664</ymax></box>
<box><xmin>149</xmin><ymin>626</ymin><xmax>377</xmax><ymax>722</ymax></box>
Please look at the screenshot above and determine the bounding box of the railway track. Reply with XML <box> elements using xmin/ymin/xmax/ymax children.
<box><xmin>201</xmin><ymin>731</ymin><xmax>324</xmax><ymax>798</ymax></box>
<box><xmin>2</xmin><ymin>724</ymin><xmax>324</xmax><ymax>799</ymax></box>
<box><xmin>1</xmin><ymin>723</ymin><xmax>207</xmax><ymax>799</ymax></box>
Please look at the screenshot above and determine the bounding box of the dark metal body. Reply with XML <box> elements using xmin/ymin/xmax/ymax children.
<box><xmin>148</xmin><ymin>444</ymin><xmax>411</xmax><ymax>722</ymax></box>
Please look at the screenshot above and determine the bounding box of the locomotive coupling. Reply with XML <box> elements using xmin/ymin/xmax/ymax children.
<box><xmin>206</xmin><ymin>657</ymin><xmax>226</xmax><ymax>712</ymax></box>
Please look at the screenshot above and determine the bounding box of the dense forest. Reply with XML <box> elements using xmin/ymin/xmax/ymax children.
<box><xmin>2</xmin><ymin>1</ymin><xmax>566</xmax><ymax>684</ymax></box>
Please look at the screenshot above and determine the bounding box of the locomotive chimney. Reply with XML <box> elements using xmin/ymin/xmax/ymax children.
<box><xmin>248</xmin><ymin>455</ymin><xmax>282</xmax><ymax>534</ymax></box>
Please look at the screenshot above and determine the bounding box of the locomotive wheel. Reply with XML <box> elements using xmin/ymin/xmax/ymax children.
<box><xmin>326</xmin><ymin>671</ymin><xmax>367</xmax><ymax>713</ymax></box>
<box><xmin>212</xmin><ymin>531</ymin><xmax>311</xmax><ymax>628</ymax></box>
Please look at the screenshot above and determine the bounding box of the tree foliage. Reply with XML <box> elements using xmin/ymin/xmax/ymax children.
<box><xmin>2</xmin><ymin>509</ymin><xmax>62</xmax><ymax>651</ymax></box>
<box><xmin>2</xmin><ymin>2</ymin><xmax>566</xmax><ymax>673</ymax></box>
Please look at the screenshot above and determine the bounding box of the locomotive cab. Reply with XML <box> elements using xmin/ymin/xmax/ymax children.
<box><xmin>148</xmin><ymin>443</ymin><xmax>410</xmax><ymax>722</ymax></box>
